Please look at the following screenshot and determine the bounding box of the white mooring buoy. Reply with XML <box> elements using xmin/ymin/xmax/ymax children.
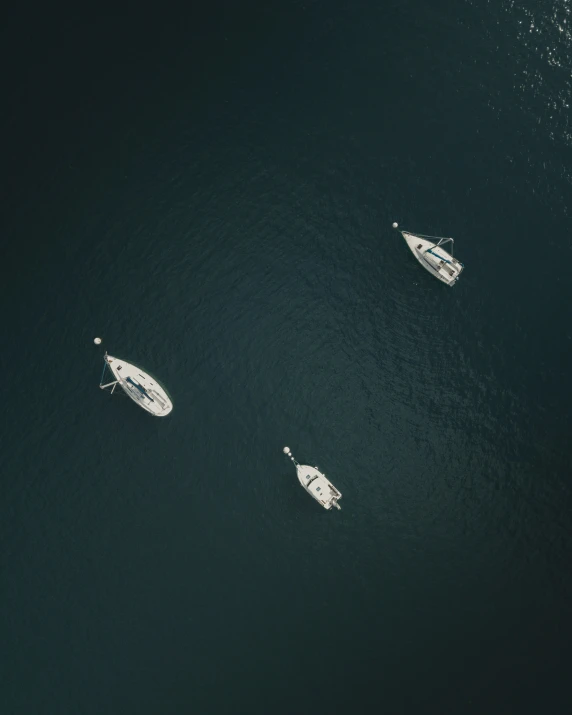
<box><xmin>392</xmin><ymin>222</ymin><xmax>398</xmax><ymax>228</ymax></box>
<box><xmin>94</xmin><ymin>337</ymin><xmax>102</xmax><ymax>345</ymax></box>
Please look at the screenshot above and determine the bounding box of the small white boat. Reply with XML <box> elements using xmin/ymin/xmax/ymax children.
<box><xmin>394</xmin><ymin>223</ymin><xmax>464</xmax><ymax>286</ymax></box>
<box><xmin>99</xmin><ymin>353</ymin><xmax>173</xmax><ymax>417</ymax></box>
<box><xmin>283</xmin><ymin>447</ymin><xmax>341</xmax><ymax>510</ymax></box>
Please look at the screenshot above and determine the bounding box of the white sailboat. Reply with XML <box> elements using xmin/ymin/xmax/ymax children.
<box><xmin>394</xmin><ymin>223</ymin><xmax>464</xmax><ymax>286</ymax></box>
<box><xmin>283</xmin><ymin>447</ymin><xmax>342</xmax><ymax>510</ymax></box>
<box><xmin>99</xmin><ymin>352</ymin><xmax>173</xmax><ymax>417</ymax></box>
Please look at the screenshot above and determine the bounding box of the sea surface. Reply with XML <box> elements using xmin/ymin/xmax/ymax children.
<box><xmin>2</xmin><ymin>1</ymin><xmax>572</xmax><ymax>713</ymax></box>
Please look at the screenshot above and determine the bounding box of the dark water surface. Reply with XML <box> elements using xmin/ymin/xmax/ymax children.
<box><xmin>2</xmin><ymin>1</ymin><xmax>572</xmax><ymax>713</ymax></box>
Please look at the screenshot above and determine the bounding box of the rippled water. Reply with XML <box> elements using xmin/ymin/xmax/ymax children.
<box><xmin>2</xmin><ymin>1</ymin><xmax>572</xmax><ymax>713</ymax></box>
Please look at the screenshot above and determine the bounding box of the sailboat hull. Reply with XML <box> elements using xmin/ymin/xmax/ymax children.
<box><xmin>402</xmin><ymin>232</ymin><xmax>463</xmax><ymax>286</ymax></box>
<box><xmin>105</xmin><ymin>355</ymin><xmax>173</xmax><ymax>417</ymax></box>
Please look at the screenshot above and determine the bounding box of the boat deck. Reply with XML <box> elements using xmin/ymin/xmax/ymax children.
<box><xmin>297</xmin><ymin>465</ymin><xmax>342</xmax><ymax>509</ymax></box>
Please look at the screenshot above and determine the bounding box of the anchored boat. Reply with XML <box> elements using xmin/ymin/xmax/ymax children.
<box><xmin>394</xmin><ymin>222</ymin><xmax>464</xmax><ymax>286</ymax></box>
<box><xmin>283</xmin><ymin>447</ymin><xmax>341</xmax><ymax>510</ymax></box>
<box><xmin>99</xmin><ymin>352</ymin><xmax>173</xmax><ymax>417</ymax></box>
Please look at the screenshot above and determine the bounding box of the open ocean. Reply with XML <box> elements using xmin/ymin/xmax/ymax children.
<box><xmin>2</xmin><ymin>1</ymin><xmax>572</xmax><ymax>713</ymax></box>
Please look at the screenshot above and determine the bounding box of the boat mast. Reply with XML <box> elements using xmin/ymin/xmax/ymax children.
<box><xmin>99</xmin><ymin>352</ymin><xmax>119</xmax><ymax>392</ymax></box>
<box><xmin>435</xmin><ymin>237</ymin><xmax>454</xmax><ymax>257</ymax></box>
